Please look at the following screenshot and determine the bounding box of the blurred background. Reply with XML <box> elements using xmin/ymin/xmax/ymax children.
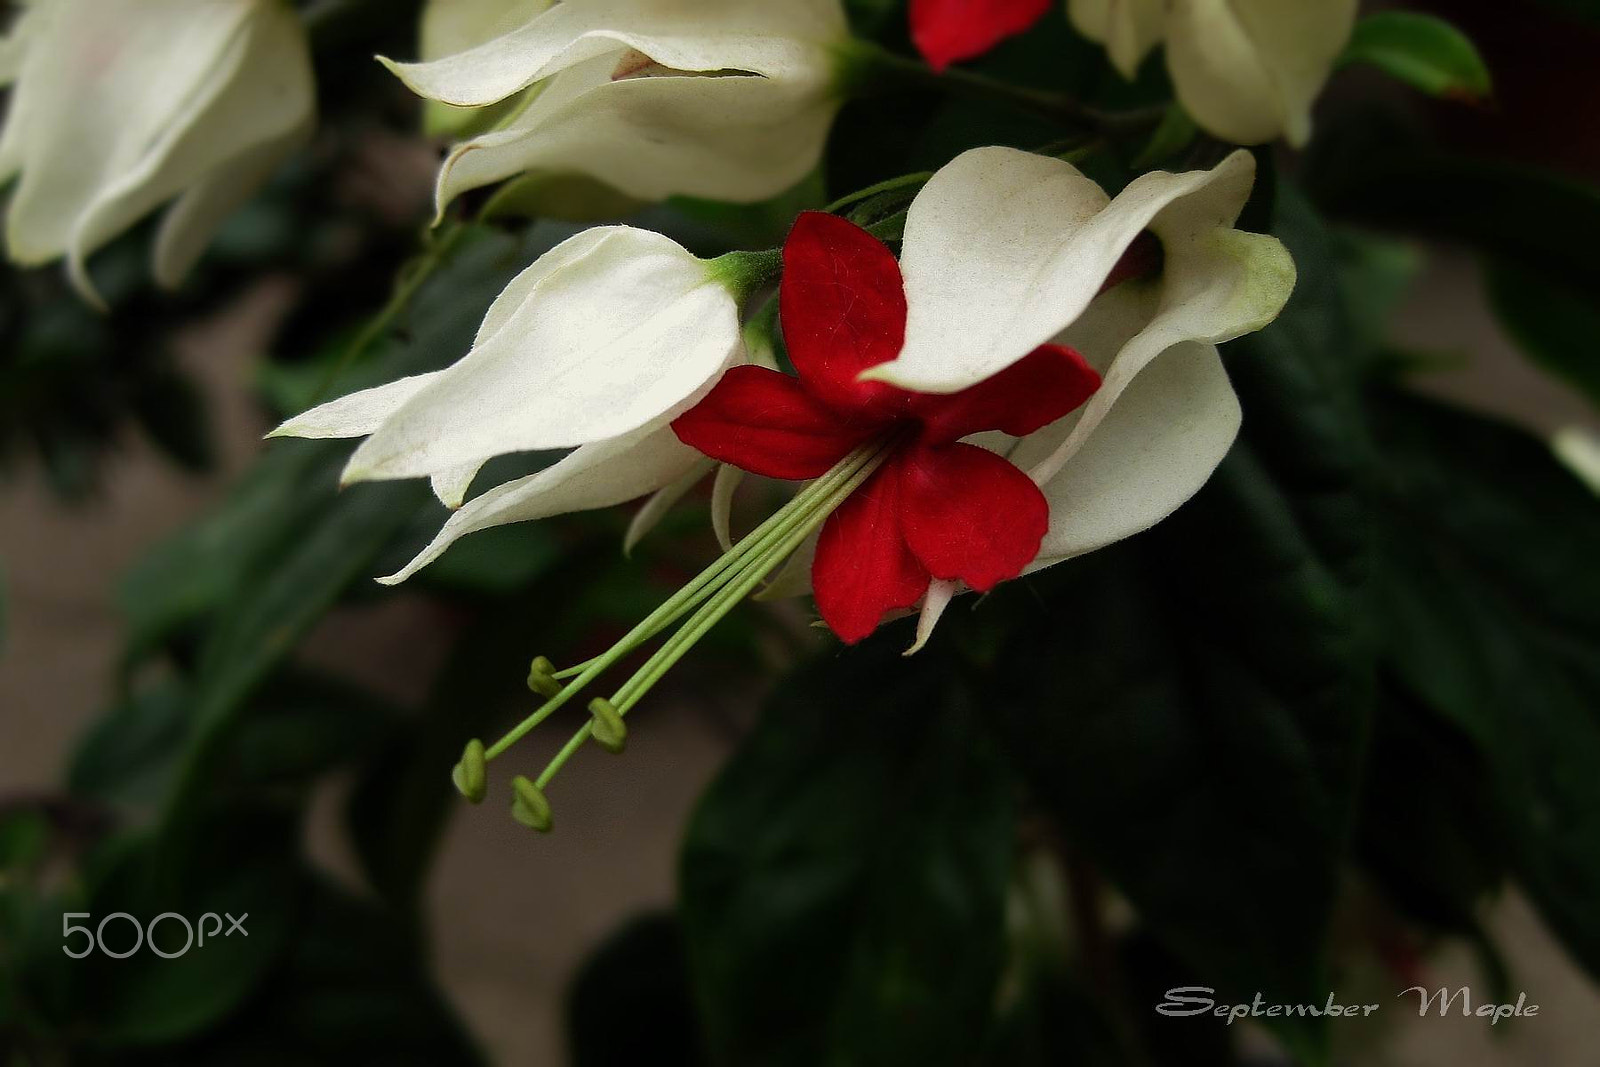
<box><xmin>3</xmin><ymin>1</ymin><xmax>1600</xmax><ymax>1064</ymax></box>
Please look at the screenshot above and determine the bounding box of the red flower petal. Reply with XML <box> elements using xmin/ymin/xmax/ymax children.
<box><xmin>914</xmin><ymin>344</ymin><xmax>1101</xmax><ymax>446</ymax></box>
<box><xmin>909</xmin><ymin>0</ymin><xmax>1051</xmax><ymax>71</ymax></box>
<box><xmin>781</xmin><ymin>212</ymin><xmax>914</xmax><ymax>419</ymax></box>
<box><xmin>899</xmin><ymin>442</ymin><xmax>1048</xmax><ymax>592</ymax></box>
<box><xmin>813</xmin><ymin>459</ymin><xmax>930</xmax><ymax>644</ymax></box>
<box><xmin>671</xmin><ymin>365</ymin><xmax>880</xmax><ymax>480</ymax></box>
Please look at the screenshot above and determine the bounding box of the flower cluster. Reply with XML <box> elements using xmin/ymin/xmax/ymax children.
<box><xmin>277</xmin><ymin>141</ymin><xmax>1292</xmax><ymax>818</ymax></box>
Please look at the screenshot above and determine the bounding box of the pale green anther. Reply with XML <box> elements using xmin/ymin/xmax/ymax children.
<box><xmin>526</xmin><ymin>655</ymin><xmax>563</xmax><ymax>699</ymax></box>
<box><xmin>510</xmin><ymin>776</ymin><xmax>553</xmax><ymax>833</ymax></box>
<box><xmin>451</xmin><ymin>738</ymin><xmax>488</xmax><ymax>804</ymax></box>
<box><xmin>588</xmin><ymin>698</ymin><xmax>628</xmax><ymax>754</ymax></box>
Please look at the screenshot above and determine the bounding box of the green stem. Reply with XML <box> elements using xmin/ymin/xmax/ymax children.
<box><xmin>613</xmin><ymin>440</ymin><xmax>892</xmax><ymax>715</ymax></box>
<box><xmin>313</xmin><ymin>221</ymin><xmax>469</xmax><ymax>401</ymax></box>
<box><xmin>530</xmin><ymin>440</ymin><xmax>896</xmax><ymax>790</ymax></box>
<box><xmin>825</xmin><ymin>171</ymin><xmax>934</xmax><ymax>215</ymax></box>
<box><xmin>835</xmin><ymin>40</ymin><xmax>1143</xmax><ymax>135</ymax></box>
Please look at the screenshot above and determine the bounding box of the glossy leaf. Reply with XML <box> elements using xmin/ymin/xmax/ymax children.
<box><xmin>1341</xmin><ymin>12</ymin><xmax>1492</xmax><ymax>100</ymax></box>
<box><xmin>1368</xmin><ymin>388</ymin><xmax>1600</xmax><ymax>982</ymax></box>
<box><xmin>680</xmin><ymin>641</ymin><xmax>1015</xmax><ymax>1067</ymax></box>
<box><xmin>567</xmin><ymin>914</ymin><xmax>705</xmax><ymax>1067</ymax></box>
<box><xmin>153</xmin><ymin>877</ymin><xmax>484</xmax><ymax>1065</ymax></box>
<box><xmin>991</xmin><ymin>187</ymin><xmax>1375</xmax><ymax>1064</ymax></box>
<box><xmin>1485</xmin><ymin>259</ymin><xmax>1600</xmax><ymax>411</ymax></box>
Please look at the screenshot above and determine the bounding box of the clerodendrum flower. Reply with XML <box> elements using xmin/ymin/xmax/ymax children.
<box><xmin>907</xmin><ymin>0</ymin><xmax>1356</xmax><ymax>146</ymax></box>
<box><xmin>275</xmin><ymin>145</ymin><xmax>1293</xmax><ymax>828</ymax></box>
<box><xmin>384</xmin><ymin>0</ymin><xmax>852</xmax><ymax>218</ymax></box>
<box><xmin>678</xmin><ymin>145</ymin><xmax>1295</xmax><ymax>648</ymax></box>
<box><xmin>0</xmin><ymin>0</ymin><xmax>315</xmax><ymax>303</ymax></box>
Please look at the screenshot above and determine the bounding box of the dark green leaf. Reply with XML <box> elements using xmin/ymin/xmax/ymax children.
<box><xmin>1368</xmin><ymin>388</ymin><xmax>1600</xmax><ymax>983</ymax></box>
<box><xmin>567</xmin><ymin>914</ymin><xmax>705</xmax><ymax>1067</ymax></box>
<box><xmin>680</xmin><ymin>642</ymin><xmax>1015</xmax><ymax>1067</ymax></box>
<box><xmin>1341</xmin><ymin>12</ymin><xmax>1492</xmax><ymax>100</ymax></box>
<box><xmin>71</xmin><ymin>809</ymin><xmax>300</xmax><ymax>1048</ymax></box>
<box><xmin>1332</xmin><ymin>227</ymin><xmax>1421</xmax><ymax>360</ymax></box>
<box><xmin>131</xmin><ymin>361</ymin><xmax>213</xmax><ymax>473</ymax></box>
<box><xmin>80</xmin><ymin>866</ymin><xmax>483</xmax><ymax>1067</ymax></box>
<box><xmin>992</xmin><ymin>187</ymin><xmax>1376</xmax><ymax>1064</ymax></box>
<box><xmin>1355</xmin><ymin>679</ymin><xmax>1507</xmax><ymax>934</ymax></box>
<box><xmin>70</xmin><ymin>679</ymin><xmax>192</xmax><ymax>807</ymax></box>
<box><xmin>1485</xmin><ymin>259</ymin><xmax>1600</xmax><ymax>411</ymax></box>
<box><xmin>343</xmin><ymin>581</ymin><xmax>580</xmax><ymax>911</ymax></box>
<box><xmin>1313</xmin><ymin>154</ymin><xmax>1600</xmax><ymax>294</ymax></box>
<box><xmin>144</xmin><ymin>877</ymin><xmax>484</xmax><ymax>1066</ymax></box>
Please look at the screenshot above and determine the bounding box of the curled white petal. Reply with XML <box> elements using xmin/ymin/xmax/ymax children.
<box><xmin>868</xmin><ymin>148</ymin><xmax>1261</xmax><ymax>393</ymax></box>
<box><xmin>431</xmin><ymin>462</ymin><xmax>486</xmax><ymax>511</ymax></box>
<box><xmin>710</xmin><ymin>463</ymin><xmax>745</xmax><ymax>552</ymax></box>
<box><xmin>389</xmin><ymin>0</ymin><xmax>846</xmax><ymax>210</ymax></box>
<box><xmin>385</xmin><ymin>0</ymin><xmax>846</xmax><ymax>107</ymax></box>
<box><xmin>380</xmin><ymin>422</ymin><xmax>703</xmax><ymax>585</ymax></box>
<box><xmin>267</xmin><ymin>373</ymin><xmax>445</xmax><ymax>441</ymax></box>
<box><xmin>906</xmin><ymin>580</ymin><xmax>959</xmax><ymax>656</ymax></box>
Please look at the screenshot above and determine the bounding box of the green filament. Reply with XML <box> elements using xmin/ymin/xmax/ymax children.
<box><xmin>463</xmin><ymin>437</ymin><xmax>899</xmax><ymax>816</ymax></box>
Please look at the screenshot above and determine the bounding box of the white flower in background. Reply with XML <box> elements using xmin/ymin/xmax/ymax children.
<box><xmin>387</xmin><ymin>0</ymin><xmax>851</xmax><ymax>217</ymax></box>
<box><xmin>271</xmin><ymin>226</ymin><xmax>749</xmax><ymax>582</ymax></box>
<box><xmin>0</xmin><ymin>0</ymin><xmax>315</xmax><ymax>304</ymax></box>
<box><xmin>1068</xmin><ymin>0</ymin><xmax>1357</xmax><ymax>145</ymax></box>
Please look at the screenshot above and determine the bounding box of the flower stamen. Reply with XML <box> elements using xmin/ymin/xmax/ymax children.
<box><xmin>456</xmin><ymin>434</ymin><xmax>904</xmax><ymax>827</ymax></box>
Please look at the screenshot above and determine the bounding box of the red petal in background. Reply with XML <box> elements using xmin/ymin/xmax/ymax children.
<box><xmin>671</xmin><ymin>365</ymin><xmax>880</xmax><ymax>480</ymax></box>
<box><xmin>898</xmin><ymin>443</ymin><xmax>1049</xmax><ymax>591</ymax></box>
<box><xmin>914</xmin><ymin>343</ymin><xmax>1101</xmax><ymax>445</ymax></box>
<box><xmin>909</xmin><ymin>0</ymin><xmax>1052</xmax><ymax>71</ymax></box>
<box><xmin>781</xmin><ymin>212</ymin><xmax>913</xmax><ymax>419</ymax></box>
<box><xmin>812</xmin><ymin>461</ymin><xmax>930</xmax><ymax>643</ymax></box>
